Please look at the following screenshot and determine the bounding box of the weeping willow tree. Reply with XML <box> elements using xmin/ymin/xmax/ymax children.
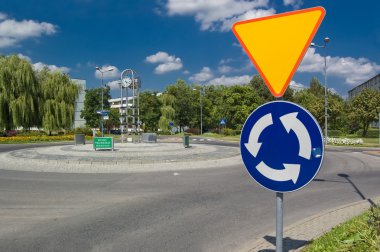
<box><xmin>0</xmin><ymin>55</ymin><xmax>40</xmax><ymax>130</ymax></box>
<box><xmin>37</xmin><ymin>69</ymin><xmax>80</xmax><ymax>134</ymax></box>
<box><xmin>158</xmin><ymin>93</ymin><xmax>175</xmax><ymax>133</ymax></box>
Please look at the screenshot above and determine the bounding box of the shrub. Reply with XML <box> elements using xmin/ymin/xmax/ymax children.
<box><xmin>234</xmin><ymin>129</ymin><xmax>241</xmax><ymax>135</ymax></box>
<box><xmin>74</xmin><ymin>127</ymin><xmax>93</xmax><ymax>136</ymax></box>
<box><xmin>17</xmin><ymin>130</ymin><xmax>47</xmax><ymax>136</ymax></box>
<box><xmin>221</xmin><ymin>128</ymin><xmax>235</xmax><ymax>136</ymax></box>
<box><xmin>158</xmin><ymin>130</ymin><xmax>171</xmax><ymax>135</ymax></box>
<box><xmin>356</xmin><ymin>129</ymin><xmax>379</xmax><ymax>138</ymax></box>
<box><xmin>5</xmin><ymin>130</ymin><xmax>17</xmax><ymax>137</ymax></box>
<box><xmin>185</xmin><ymin>128</ymin><xmax>200</xmax><ymax>135</ymax></box>
<box><xmin>328</xmin><ymin>130</ymin><xmax>343</xmax><ymax>137</ymax></box>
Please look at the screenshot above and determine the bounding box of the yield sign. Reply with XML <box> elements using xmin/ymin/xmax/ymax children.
<box><xmin>232</xmin><ymin>7</ymin><xmax>325</xmax><ymax>97</ymax></box>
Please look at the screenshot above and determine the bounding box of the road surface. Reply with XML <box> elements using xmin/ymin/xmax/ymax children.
<box><xmin>0</xmin><ymin>142</ymin><xmax>378</xmax><ymax>251</ymax></box>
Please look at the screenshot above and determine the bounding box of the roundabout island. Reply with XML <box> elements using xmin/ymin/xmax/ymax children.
<box><xmin>0</xmin><ymin>141</ymin><xmax>241</xmax><ymax>173</ymax></box>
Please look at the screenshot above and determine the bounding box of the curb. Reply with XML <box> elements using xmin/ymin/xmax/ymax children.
<box><xmin>247</xmin><ymin>196</ymin><xmax>380</xmax><ymax>251</ymax></box>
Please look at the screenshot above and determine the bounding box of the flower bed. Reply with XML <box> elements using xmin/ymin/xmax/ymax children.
<box><xmin>0</xmin><ymin>135</ymin><xmax>76</xmax><ymax>144</ymax></box>
<box><xmin>326</xmin><ymin>137</ymin><xmax>363</xmax><ymax>145</ymax></box>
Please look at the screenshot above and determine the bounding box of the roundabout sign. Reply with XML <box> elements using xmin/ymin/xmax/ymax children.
<box><xmin>240</xmin><ymin>101</ymin><xmax>324</xmax><ymax>193</ymax></box>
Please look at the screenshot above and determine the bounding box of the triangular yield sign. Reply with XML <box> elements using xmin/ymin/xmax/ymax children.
<box><xmin>232</xmin><ymin>7</ymin><xmax>325</xmax><ymax>97</ymax></box>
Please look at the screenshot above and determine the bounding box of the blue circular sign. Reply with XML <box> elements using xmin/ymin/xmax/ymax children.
<box><xmin>240</xmin><ymin>101</ymin><xmax>324</xmax><ymax>193</ymax></box>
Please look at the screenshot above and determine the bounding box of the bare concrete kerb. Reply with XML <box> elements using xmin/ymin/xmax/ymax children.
<box><xmin>0</xmin><ymin>143</ymin><xmax>241</xmax><ymax>173</ymax></box>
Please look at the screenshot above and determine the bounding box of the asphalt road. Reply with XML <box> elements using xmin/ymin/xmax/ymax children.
<box><xmin>0</xmin><ymin>142</ymin><xmax>379</xmax><ymax>251</ymax></box>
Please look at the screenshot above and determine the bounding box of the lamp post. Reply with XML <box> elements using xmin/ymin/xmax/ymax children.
<box><xmin>377</xmin><ymin>106</ymin><xmax>380</xmax><ymax>145</ymax></box>
<box><xmin>96</xmin><ymin>66</ymin><xmax>114</xmax><ymax>137</ymax></box>
<box><xmin>311</xmin><ymin>37</ymin><xmax>330</xmax><ymax>143</ymax></box>
<box><xmin>193</xmin><ymin>87</ymin><xmax>203</xmax><ymax>135</ymax></box>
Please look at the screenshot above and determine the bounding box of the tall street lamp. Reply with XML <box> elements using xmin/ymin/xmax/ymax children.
<box><xmin>96</xmin><ymin>66</ymin><xmax>114</xmax><ymax>137</ymax></box>
<box><xmin>376</xmin><ymin>106</ymin><xmax>380</xmax><ymax>145</ymax></box>
<box><xmin>193</xmin><ymin>87</ymin><xmax>203</xmax><ymax>135</ymax></box>
<box><xmin>311</xmin><ymin>37</ymin><xmax>330</xmax><ymax>142</ymax></box>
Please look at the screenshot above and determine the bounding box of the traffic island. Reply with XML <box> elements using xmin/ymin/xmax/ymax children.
<box><xmin>0</xmin><ymin>142</ymin><xmax>241</xmax><ymax>173</ymax></box>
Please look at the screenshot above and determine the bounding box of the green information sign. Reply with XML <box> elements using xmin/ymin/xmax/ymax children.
<box><xmin>93</xmin><ymin>137</ymin><xmax>114</xmax><ymax>151</ymax></box>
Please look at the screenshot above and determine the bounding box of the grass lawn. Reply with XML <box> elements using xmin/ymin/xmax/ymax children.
<box><xmin>362</xmin><ymin>137</ymin><xmax>380</xmax><ymax>145</ymax></box>
<box><xmin>303</xmin><ymin>206</ymin><xmax>380</xmax><ymax>252</ymax></box>
<box><xmin>201</xmin><ymin>133</ymin><xmax>240</xmax><ymax>141</ymax></box>
<box><xmin>199</xmin><ymin>133</ymin><xmax>380</xmax><ymax>146</ymax></box>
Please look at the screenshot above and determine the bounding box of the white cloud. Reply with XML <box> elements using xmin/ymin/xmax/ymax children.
<box><xmin>220</xmin><ymin>8</ymin><xmax>275</xmax><ymax>32</ymax></box>
<box><xmin>15</xmin><ymin>53</ymin><xmax>70</xmax><ymax>73</ymax></box>
<box><xmin>0</xmin><ymin>13</ymin><xmax>7</xmax><ymax>21</ymax></box>
<box><xmin>207</xmin><ymin>75</ymin><xmax>251</xmax><ymax>86</ymax></box>
<box><xmin>165</xmin><ymin>0</ymin><xmax>274</xmax><ymax>32</ymax></box>
<box><xmin>218</xmin><ymin>65</ymin><xmax>233</xmax><ymax>74</ymax></box>
<box><xmin>145</xmin><ymin>51</ymin><xmax>183</xmax><ymax>74</ymax></box>
<box><xmin>94</xmin><ymin>65</ymin><xmax>120</xmax><ymax>79</ymax></box>
<box><xmin>283</xmin><ymin>0</ymin><xmax>303</xmax><ymax>9</ymax></box>
<box><xmin>289</xmin><ymin>80</ymin><xmax>305</xmax><ymax>88</ymax></box>
<box><xmin>183</xmin><ymin>70</ymin><xmax>190</xmax><ymax>74</ymax></box>
<box><xmin>299</xmin><ymin>48</ymin><xmax>380</xmax><ymax>86</ymax></box>
<box><xmin>329</xmin><ymin>87</ymin><xmax>338</xmax><ymax>94</ymax></box>
<box><xmin>146</xmin><ymin>51</ymin><xmax>173</xmax><ymax>63</ymax></box>
<box><xmin>289</xmin><ymin>80</ymin><xmax>305</xmax><ymax>92</ymax></box>
<box><xmin>219</xmin><ymin>58</ymin><xmax>234</xmax><ymax>65</ymax></box>
<box><xmin>0</xmin><ymin>14</ymin><xmax>57</xmax><ymax>48</ymax></box>
<box><xmin>155</xmin><ymin>61</ymin><xmax>183</xmax><ymax>74</ymax></box>
<box><xmin>232</xmin><ymin>42</ymin><xmax>241</xmax><ymax>48</ymax></box>
<box><xmin>33</xmin><ymin>62</ymin><xmax>70</xmax><ymax>73</ymax></box>
<box><xmin>17</xmin><ymin>53</ymin><xmax>31</xmax><ymax>62</ymax></box>
<box><xmin>189</xmin><ymin>67</ymin><xmax>214</xmax><ymax>83</ymax></box>
<box><xmin>107</xmin><ymin>80</ymin><xmax>121</xmax><ymax>90</ymax></box>
<box><xmin>0</xmin><ymin>37</ymin><xmax>17</xmax><ymax>48</ymax></box>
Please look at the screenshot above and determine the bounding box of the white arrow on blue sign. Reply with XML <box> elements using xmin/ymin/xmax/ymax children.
<box><xmin>240</xmin><ymin>101</ymin><xmax>324</xmax><ymax>193</ymax></box>
<box><xmin>220</xmin><ymin>119</ymin><xmax>226</xmax><ymax>125</ymax></box>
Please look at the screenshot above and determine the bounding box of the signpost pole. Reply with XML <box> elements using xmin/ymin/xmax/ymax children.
<box><xmin>276</xmin><ymin>93</ymin><xmax>284</xmax><ymax>252</ymax></box>
<box><xmin>276</xmin><ymin>192</ymin><xmax>283</xmax><ymax>252</ymax></box>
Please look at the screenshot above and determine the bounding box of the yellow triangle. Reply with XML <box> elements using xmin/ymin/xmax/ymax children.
<box><xmin>232</xmin><ymin>7</ymin><xmax>325</xmax><ymax>97</ymax></box>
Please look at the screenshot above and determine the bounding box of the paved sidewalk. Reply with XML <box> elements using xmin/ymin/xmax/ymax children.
<box><xmin>247</xmin><ymin>196</ymin><xmax>380</xmax><ymax>251</ymax></box>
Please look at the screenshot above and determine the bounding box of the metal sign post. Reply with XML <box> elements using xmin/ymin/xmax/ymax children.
<box><xmin>276</xmin><ymin>192</ymin><xmax>283</xmax><ymax>252</ymax></box>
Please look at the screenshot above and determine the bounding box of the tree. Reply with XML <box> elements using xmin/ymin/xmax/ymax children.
<box><xmin>349</xmin><ymin>89</ymin><xmax>380</xmax><ymax>136</ymax></box>
<box><xmin>81</xmin><ymin>87</ymin><xmax>111</xmax><ymax>128</ymax></box>
<box><xmin>249</xmin><ymin>74</ymin><xmax>293</xmax><ymax>102</ymax></box>
<box><xmin>104</xmin><ymin>108</ymin><xmax>120</xmax><ymax>133</ymax></box>
<box><xmin>139</xmin><ymin>91</ymin><xmax>161</xmax><ymax>131</ymax></box>
<box><xmin>37</xmin><ymin>69</ymin><xmax>81</xmax><ymax>133</ymax></box>
<box><xmin>293</xmin><ymin>77</ymin><xmax>345</xmax><ymax>131</ymax></box>
<box><xmin>200</xmin><ymin>85</ymin><xmax>219</xmax><ymax>132</ymax></box>
<box><xmin>166</xmin><ymin>80</ymin><xmax>197</xmax><ymax>131</ymax></box>
<box><xmin>0</xmin><ymin>55</ymin><xmax>40</xmax><ymax>130</ymax></box>
<box><xmin>158</xmin><ymin>93</ymin><xmax>175</xmax><ymax>133</ymax></box>
<box><xmin>309</xmin><ymin>76</ymin><xmax>324</xmax><ymax>96</ymax></box>
<box><xmin>210</xmin><ymin>84</ymin><xmax>262</xmax><ymax>130</ymax></box>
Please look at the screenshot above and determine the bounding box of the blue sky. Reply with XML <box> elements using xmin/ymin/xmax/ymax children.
<box><xmin>0</xmin><ymin>0</ymin><xmax>379</xmax><ymax>98</ymax></box>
